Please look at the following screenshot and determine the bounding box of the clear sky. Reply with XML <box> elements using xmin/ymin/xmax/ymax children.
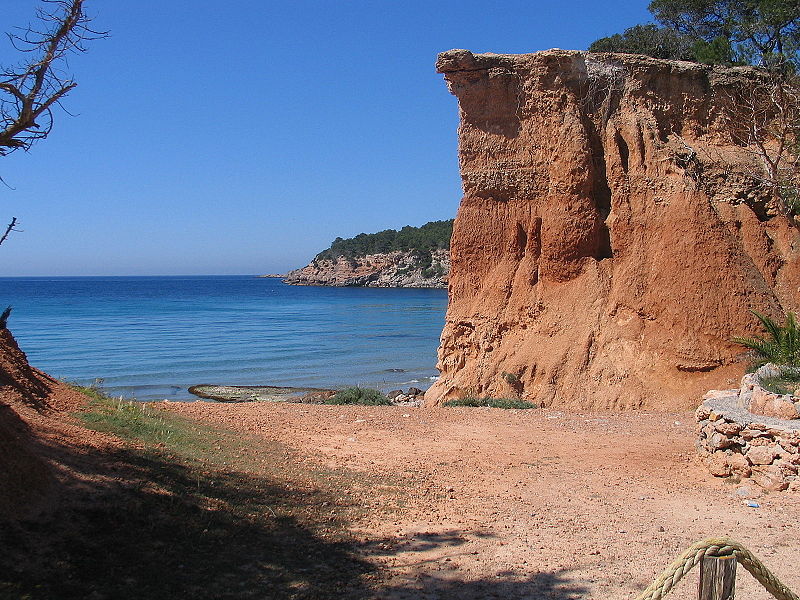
<box><xmin>1</xmin><ymin>0</ymin><xmax>651</xmax><ymax>276</ymax></box>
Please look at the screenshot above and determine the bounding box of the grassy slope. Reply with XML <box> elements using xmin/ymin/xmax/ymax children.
<box><xmin>0</xmin><ymin>389</ymin><xmax>407</xmax><ymax>600</ymax></box>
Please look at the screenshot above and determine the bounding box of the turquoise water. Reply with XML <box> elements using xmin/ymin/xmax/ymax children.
<box><xmin>1</xmin><ymin>276</ymin><xmax>448</xmax><ymax>400</ymax></box>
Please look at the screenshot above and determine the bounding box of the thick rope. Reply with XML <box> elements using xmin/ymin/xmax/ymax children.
<box><xmin>635</xmin><ymin>537</ymin><xmax>799</xmax><ymax>600</ymax></box>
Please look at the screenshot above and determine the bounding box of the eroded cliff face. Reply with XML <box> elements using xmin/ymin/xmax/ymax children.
<box><xmin>283</xmin><ymin>249</ymin><xmax>449</xmax><ymax>288</ymax></box>
<box><xmin>426</xmin><ymin>49</ymin><xmax>800</xmax><ymax>410</ymax></box>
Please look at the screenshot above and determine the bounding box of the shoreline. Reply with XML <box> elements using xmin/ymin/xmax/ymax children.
<box><xmin>188</xmin><ymin>384</ymin><xmax>337</xmax><ymax>403</ymax></box>
<box><xmin>187</xmin><ymin>383</ymin><xmax>428</xmax><ymax>406</ymax></box>
<box><xmin>7</xmin><ymin>276</ymin><xmax>447</xmax><ymax>403</ymax></box>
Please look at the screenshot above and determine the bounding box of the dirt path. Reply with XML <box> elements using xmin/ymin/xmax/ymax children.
<box><xmin>168</xmin><ymin>401</ymin><xmax>800</xmax><ymax>599</ymax></box>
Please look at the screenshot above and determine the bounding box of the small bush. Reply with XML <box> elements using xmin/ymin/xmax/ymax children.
<box><xmin>0</xmin><ymin>306</ymin><xmax>11</xmax><ymax>329</ymax></box>
<box><xmin>444</xmin><ymin>397</ymin><xmax>537</xmax><ymax>409</ymax></box>
<box><xmin>324</xmin><ymin>387</ymin><xmax>391</xmax><ymax>406</ymax></box>
<box><xmin>421</xmin><ymin>262</ymin><xmax>445</xmax><ymax>279</ymax></box>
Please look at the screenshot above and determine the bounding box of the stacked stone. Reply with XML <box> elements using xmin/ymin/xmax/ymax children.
<box><xmin>739</xmin><ymin>365</ymin><xmax>800</xmax><ymax>419</ymax></box>
<box><xmin>697</xmin><ymin>398</ymin><xmax>800</xmax><ymax>491</ymax></box>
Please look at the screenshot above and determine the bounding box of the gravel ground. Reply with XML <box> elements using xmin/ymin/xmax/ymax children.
<box><xmin>166</xmin><ymin>401</ymin><xmax>800</xmax><ymax>600</ymax></box>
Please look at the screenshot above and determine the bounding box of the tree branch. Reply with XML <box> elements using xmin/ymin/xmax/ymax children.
<box><xmin>0</xmin><ymin>0</ymin><xmax>105</xmax><ymax>155</ymax></box>
<box><xmin>0</xmin><ymin>217</ymin><xmax>19</xmax><ymax>247</ymax></box>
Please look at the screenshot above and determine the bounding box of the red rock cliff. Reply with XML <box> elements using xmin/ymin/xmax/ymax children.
<box><xmin>426</xmin><ymin>49</ymin><xmax>800</xmax><ymax>410</ymax></box>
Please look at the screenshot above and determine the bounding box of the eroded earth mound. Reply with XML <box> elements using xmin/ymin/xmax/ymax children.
<box><xmin>0</xmin><ymin>328</ymin><xmax>113</xmax><ymax>520</ymax></box>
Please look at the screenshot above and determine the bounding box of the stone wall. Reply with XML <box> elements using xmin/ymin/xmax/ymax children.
<box><xmin>697</xmin><ymin>392</ymin><xmax>800</xmax><ymax>491</ymax></box>
<box><xmin>738</xmin><ymin>364</ymin><xmax>800</xmax><ymax>419</ymax></box>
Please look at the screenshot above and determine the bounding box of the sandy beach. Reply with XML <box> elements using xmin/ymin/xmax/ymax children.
<box><xmin>166</xmin><ymin>400</ymin><xmax>800</xmax><ymax>599</ymax></box>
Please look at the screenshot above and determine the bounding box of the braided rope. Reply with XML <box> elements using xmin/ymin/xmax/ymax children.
<box><xmin>635</xmin><ymin>537</ymin><xmax>799</xmax><ymax>600</ymax></box>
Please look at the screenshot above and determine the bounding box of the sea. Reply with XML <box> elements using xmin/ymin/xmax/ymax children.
<box><xmin>1</xmin><ymin>275</ymin><xmax>449</xmax><ymax>401</ymax></box>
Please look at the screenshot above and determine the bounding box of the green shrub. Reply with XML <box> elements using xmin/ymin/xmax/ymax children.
<box><xmin>733</xmin><ymin>311</ymin><xmax>800</xmax><ymax>368</ymax></box>
<box><xmin>444</xmin><ymin>397</ymin><xmax>537</xmax><ymax>409</ymax></box>
<box><xmin>421</xmin><ymin>262</ymin><xmax>445</xmax><ymax>279</ymax></box>
<box><xmin>0</xmin><ymin>306</ymin><xmax>11</xmax><ymax>329</ymax></box>
<box><xmin>324</xmin><ymin>387</ymin><xmax>391</xmax><ymax>406</ymax></box>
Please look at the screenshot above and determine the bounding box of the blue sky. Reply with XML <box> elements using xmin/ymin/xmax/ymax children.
<box><xmin>2</xmin><ymin>0</ymin><xmax>651</xmax><ymax>276</ymax></box>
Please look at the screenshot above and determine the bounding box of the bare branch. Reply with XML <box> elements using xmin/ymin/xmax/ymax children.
<box><xmin>728</xmin><ymin>75</ymin><xmax>800</xmax><ymax>219</ymax></box>
<box><xmin>0</xmin><ymin>0</ymin><xmax>106</xmax><ymax>155</ymax></box>
<box><xmin>0</xmin><ymin>217</ymin><xmax>20</xmax><ymax>247</ymax></box>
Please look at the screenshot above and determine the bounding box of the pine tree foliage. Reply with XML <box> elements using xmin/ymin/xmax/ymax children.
<box><xmin>314</xmin><ymin>220</ymin><xmax>453</xmax><ymax>262</ymax></box>
<box><xmin>589</xmin><ymin>0</ymin><xmax>799</xmax><ymax>67</ymax></box>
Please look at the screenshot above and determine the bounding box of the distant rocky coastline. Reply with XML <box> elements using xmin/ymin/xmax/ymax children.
<box><xmin>283</xmin><ymin>249</ymin><xmax>449</xmax><ymax>288</ymax></box>
<box><xmin>281</xmin><ymin>219</ymin><xmax>452</xmax><ymax>289</ymax></box>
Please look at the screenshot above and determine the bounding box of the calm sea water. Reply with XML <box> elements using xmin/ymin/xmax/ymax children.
<box><xmin>1</xmin><ymin>276</ymin><xmax>448</xmax><ymax>401</ymax></box>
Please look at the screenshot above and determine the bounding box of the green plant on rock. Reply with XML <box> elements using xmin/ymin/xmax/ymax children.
<box><xmin>501</xmin><ymin>371</ymin><xmax>520</xmax><ymax>385</ymax></box>
<box><xmin>733</xmin><ymin>310</ymin><xmax>800</xmax><ymax>367</ymax></box>
<box><xmin>324</xmin><ymin>387</ymin><xmax>391</xmax><ymax>406</ymax></box>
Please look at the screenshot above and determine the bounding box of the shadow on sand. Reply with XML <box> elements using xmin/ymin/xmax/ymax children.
<box><xmin>378</xmin><ymin>569</ymin><xmax>590</xmax><ymax>600</ymax></box>
<box><xmin>1</xmin><ymin>404</ymin><xmax>593</xmax><ymax>600</ymax></box>
<box><xmin>1</xmin><ymin>447</ymin><xmax>373</xmax><ymax>599</ymax></box>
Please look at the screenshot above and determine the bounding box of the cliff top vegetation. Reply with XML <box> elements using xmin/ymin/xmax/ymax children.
<box><xmin>590</xmin><ymin>0</ymin><xmax>800</xmax><ymax>68</ymax></box>
<box><xmin>315</xmin><ymin>219</ymin><xmax>453</xmax><ymax>262</ymax></box>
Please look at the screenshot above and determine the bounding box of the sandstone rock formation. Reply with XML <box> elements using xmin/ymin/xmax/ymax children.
<box><xmin>283</xmin><ymin>248</ymin><xmax>449</xmax><ymax>288</ymax></box>
<box><xmin>426</xmin><ymin>49</ymin><xmax>800</xmax><ymax>409</ymax></box>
